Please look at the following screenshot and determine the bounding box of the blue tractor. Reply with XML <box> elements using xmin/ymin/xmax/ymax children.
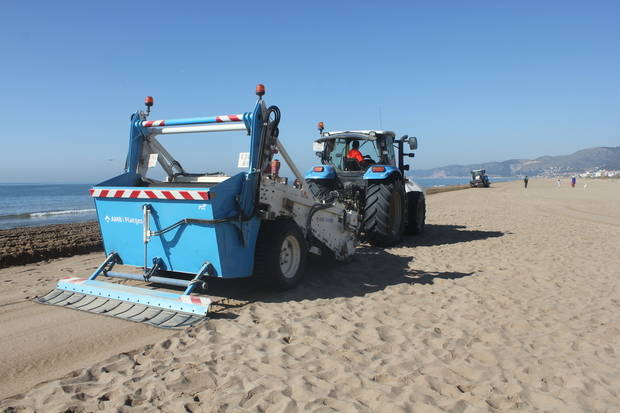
<box><xmin>305</xmin><ymin>124</ymin><xmax>426</xmax><ymax>247</ymax></box>
<box><xmin>470</xmin><ymin>169</ymin><xmax>491</xmax><ymax>188</ymax></box>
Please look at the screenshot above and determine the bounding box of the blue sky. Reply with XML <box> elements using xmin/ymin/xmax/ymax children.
<box><xmin>0</xmin><ymin>0</ymin><xmax>618</xmax><ymax>183</ymax></box>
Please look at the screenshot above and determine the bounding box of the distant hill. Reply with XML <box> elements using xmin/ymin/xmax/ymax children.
<box><xmin>410</xmin><ymin>147</ymin><xmax>620</xmax><ymax>177</ymax></box>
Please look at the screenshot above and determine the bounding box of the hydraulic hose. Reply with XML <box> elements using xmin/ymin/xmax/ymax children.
<box><xmin>148</xmin><ymin>216</ymin><xmax>251</xmax><ymax>237</ymax></box>
<box><xmin>257</xmin><ymin>105</ymin><xmax>281</xmax><ymax>175</ymax></box>
<box><xmin>242</xmin><ymin>104</ymin><xmax>281</xmax><ymax>221</ymax></box>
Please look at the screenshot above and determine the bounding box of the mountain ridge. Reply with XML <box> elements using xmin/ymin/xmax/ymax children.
<box><xmin>410</xmin><ymin>147</ymin><xmax>620</xmax><ymax>177</ymax></box>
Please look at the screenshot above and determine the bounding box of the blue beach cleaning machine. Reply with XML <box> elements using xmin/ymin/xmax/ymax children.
<box><xmin>37</xmin><ymin>85</ymin><xmax>362</xmax><ymax>328</ymax></box>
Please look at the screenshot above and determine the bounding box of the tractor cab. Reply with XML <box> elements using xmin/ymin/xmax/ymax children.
<box><xmin>316</xmin><ymin>131</ymin><xmax>396</xmax><ymax>172</ymax></box>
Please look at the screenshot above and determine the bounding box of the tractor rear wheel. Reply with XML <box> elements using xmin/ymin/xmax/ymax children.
<box><xmin>363</xmin><ymin>179</ymin><xmax>405</xmax><ymax>247</ymax></box>
<box><xmin>405</xmin><ymin>191</ymin><xmax>426</xmax><ymax>235</ymax></box>
<box><xmin>254</xmin><ymin>219</ymin><xmax>308</xmax><ymax>291</ymax></box>
<box><xmin>305</xmin><ymin>180</ymin><xmax>332</xmax><ymax>201</ymax></box>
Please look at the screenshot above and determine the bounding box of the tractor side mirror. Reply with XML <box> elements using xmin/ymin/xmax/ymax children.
<box><xmin>408</xmin><ymin>136</ymin><xmax>418</xmax><ymax>150</ymax></box>
<box><xmin>313</xmin><ymin>141</ymin><xmax>325</xmax><ymax>158</ymax></box>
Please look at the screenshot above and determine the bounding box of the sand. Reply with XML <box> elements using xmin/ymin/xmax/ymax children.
<box><xmin>1</xmin><ymin>179</ymin><xmax>618</xmax><ymax>412</ymax></box>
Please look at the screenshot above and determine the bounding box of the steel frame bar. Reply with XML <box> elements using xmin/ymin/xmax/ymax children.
<box><xmin>104</xmin><ymin>271</ymin><xmax>190</xmax><ymax>288</ymax></box>
<box><xmin>142</xmin><ymin>114</ymin><xmax>245</xmax><ymax>128</ymax></box>
<box><xmin>183</xmin><ymin>262</ymin><xmax>212</xmax><ymax>295</ymax></box>
<box><xmin>149</xmin><ymin>123</ymin><xmax>248</xmax><ymax>135</ymax></box>
<box><xmin>275</xmin><ymin>138</ymin><xmax>309</xmax><ymax>194</ymax></box>
<box><xmin>88</xmin><ymin>252</ymin><xmax>119</xmax><ymax>280</ymax></box>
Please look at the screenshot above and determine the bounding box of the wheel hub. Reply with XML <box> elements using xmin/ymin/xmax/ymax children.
<box><xmin>279</xmin><ymin>235</ymin><xmax>301</xmax><ymax>279</ymax></box>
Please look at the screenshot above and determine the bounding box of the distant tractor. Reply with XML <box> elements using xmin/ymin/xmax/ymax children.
<box><xmin>470</xmin><ymin>169</ymin><xmax>491</xmax><ymax>188</ymax></box>
<box><xmin>305</xmin><ymin>124</ymin><xmax>426</xmax><ymax>247</ymax></box>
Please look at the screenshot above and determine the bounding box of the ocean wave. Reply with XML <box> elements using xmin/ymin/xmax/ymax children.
<box><xmin>0</xmin><ymin>209</ymin><xmax>96</xmax><ymax>220</ymax></box>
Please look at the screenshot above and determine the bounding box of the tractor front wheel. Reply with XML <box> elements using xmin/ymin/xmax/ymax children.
<box><xmin>406</xmin><ymin>191</ymin><xmax>426</xmax><ymax>235</ymax></box>
<box><xmin>254</xmin><ymin>219</ymin><xmax>308</xmax><ymax>291</ymax></box>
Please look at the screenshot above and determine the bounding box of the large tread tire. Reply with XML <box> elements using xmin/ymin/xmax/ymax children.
<box><xmin>254</xmin><ymin>219</ymin><xmax>308</xmax><ymax>291</ymax></box>
<box><xmin>405</xmin><ymin>191</ymin><xmax>426</xmax><ymax>235</ymax></box>
<box><xmin>363</xmin><ymin>179</ymin><xmax>405</xmax><ymax>247</ymax></box>
<box><xmin>305</xmin><ymin>180</ymin><xmax>332</xmax><ymax>202</ymax></box>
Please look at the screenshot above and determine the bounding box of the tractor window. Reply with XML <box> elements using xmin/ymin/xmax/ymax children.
<box><xmin>357</xmin><ymin>140</ymin><xmax>378</xmax><ymax>160</ymax></box>
<box><xmin>324</xmin><ymin>138</ymin><xmax>381</xmax><ymax>171</ymax></box>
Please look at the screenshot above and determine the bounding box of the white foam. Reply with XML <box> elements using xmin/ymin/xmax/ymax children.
<box><xmin>29</xmin><ymin>209</ymin><xmax>96</xmax><ymax>217</ymax></box>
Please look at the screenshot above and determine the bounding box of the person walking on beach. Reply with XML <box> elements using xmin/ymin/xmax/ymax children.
<box><xmin>557</xmin><ymin>178</ymin><xmax>561</xmax><ymax>188</ymax></box>
<box><xmin>524</xmin><ymin>176</ymin><xmax>529</xmax><ymax>188</ymax></box>
<box><xmin>571</xmin><ymin>176</ymin><xmax>576</xmax><ymax>188</ymax></box>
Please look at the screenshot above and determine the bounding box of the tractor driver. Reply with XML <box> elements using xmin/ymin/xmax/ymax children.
<box><xmin>346</xmin><ymin>140</ymin><xmax>375</xmax><ymax>168</ymax></box>
<box><xmin>346</xmin><ymin>140</ymin><xmax>364</xmax><ymax>163</ymax></box>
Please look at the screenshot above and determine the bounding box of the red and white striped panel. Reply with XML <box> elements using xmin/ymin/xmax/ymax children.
<box><xmin>180</xmin><ymin>295</ymin><xmax>211</xmax><ymax>306</ymax></box>
<box><xmin>215</xmin><ymin>114</ymin><xmax>243</xmax><ymax>122</ymax></box>
<box><xmin>142</xmin><ymin>114</ymin><xmax>243</xmax><ymax>127</ymax></box>
<box><xmin>61</xmin><ymin>277</ymin><xmax>88</xmax><ymax>284</ymax></box>
<box><xmin>90</xmin><ymin>188</ymin><xmax>210</xmax><ymax>201</ymax></box>
<box><xmin>142</xmin><ymin>120</ymin><xmax>166</xmax><ymax>127</ymax></box>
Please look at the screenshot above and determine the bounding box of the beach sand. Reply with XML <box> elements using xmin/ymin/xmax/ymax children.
<box><xmin>1</xmin><ymin>179</ymin><xmax>618</xmax><ymax>412</ymax></box>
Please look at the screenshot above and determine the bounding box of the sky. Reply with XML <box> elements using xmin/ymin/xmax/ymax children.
<box><xmin>0</xmin><ymin>0</ymin><xmax>618</xmax><ymax>183</ymax></box>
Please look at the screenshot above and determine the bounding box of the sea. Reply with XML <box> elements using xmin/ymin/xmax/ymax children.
<box><xmin>0</xmin><ymin>177</ymin><xmax>517</xmax><ymax>230</ymax></box>
<box><xmin>0</xmin><ymin>184</ymin><xmax>96</xmax><ymax>230</ymax></box>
